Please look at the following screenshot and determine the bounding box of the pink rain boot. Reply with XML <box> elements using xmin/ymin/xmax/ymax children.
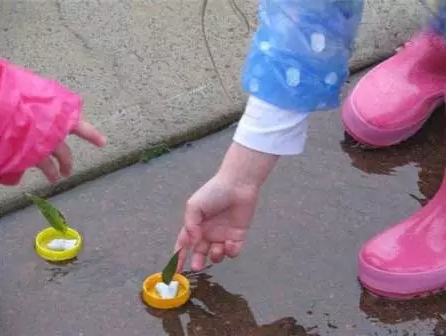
<box><xmin>358</xmin><ymin>169</ymin><xmax>446</xmax><ymax>299</ymax></box>
<box><xmin>342</xmin><ymin>31</ymin><xmax>446</xmax><ymax>147</ymax></box>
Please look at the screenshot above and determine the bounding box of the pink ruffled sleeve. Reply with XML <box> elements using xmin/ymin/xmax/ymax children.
<box><xmin>0</xmin><ymin>58</ymin><xmax>81</xmax><ymax>185</ymax></box>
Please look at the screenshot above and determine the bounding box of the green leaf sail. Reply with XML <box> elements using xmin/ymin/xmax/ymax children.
<box><xmin>26</xmin><ymin>193</ymin><xmax>68</xmax><ymax>234</ymax></box>
<box><xmin>161</xmin><ymin>250</ymin><xmax>180</xmax><ymax>285</ymax></box>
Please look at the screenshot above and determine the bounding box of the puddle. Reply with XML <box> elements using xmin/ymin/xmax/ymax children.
<box><xmin>360</xmin><ymin>290</ymin><xmax>446</xmax><ymax>335</ymax></box>
<box><xmin>340</xmin><ymin>108</ymin><xmax>446</xmax><ymax>206</ymax></box>
<box><xmin>145</xmin><ymin>272</ymin><xmax>446</xmax><ymax>335</ymax></box>
<box><xmin>147</xmin><ymin>271</ymin><xmax>315</xmax><ymax>336</ymax></box>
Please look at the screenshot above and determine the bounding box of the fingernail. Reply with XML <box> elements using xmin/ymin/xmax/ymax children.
<box><xmin>99</xmin><ymin>136</ymin><xmax>106</xmax><ymax>146</ymax></box>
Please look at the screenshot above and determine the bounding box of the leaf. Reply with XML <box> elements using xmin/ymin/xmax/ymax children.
<box><xmin>26</xmin><ymin>193</ymin><xmax>68</xmax><ymax>234</ymax></box>
<box><xmin>140</xmin><ymin>144</ymin><xmax>170</xmax><ymax>163</ymax></box>
<box><xmin>161</xmin><ymin>250</ymin><xmax>181</xmax><ymax>285</ymax></box>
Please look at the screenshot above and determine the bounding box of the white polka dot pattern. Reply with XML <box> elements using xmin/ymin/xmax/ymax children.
<box><xmin>259</xmin><ymin>41</ymin><xmax>271</xmax><ymax>52</ymax></box>
<box><xmin>286</xmin><ymin>67</ymin><xmax>300</xmax><ymax>87</ymax></box>
<box><xmin>311</xmin><ymin>33</ymin><xmax>326</xmax><ymax>53</ymax></box>
<box><xmin>242</xmin><ymin>0</ymin><xmax>364</xmax><ymax>112</ymax></box>
<box><xmin>325</xmin><ymin>72</ymin><xmax>338</xmax><ymax>85</ymax></box>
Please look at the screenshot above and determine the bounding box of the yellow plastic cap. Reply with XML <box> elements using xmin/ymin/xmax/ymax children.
<box><xmin>142</xmin><ymin>272</ymin><xmax>190</xmax><ymax>309</ymax></box>
<box><xmin>35</xmin><ymin>227</ymin><xmax>83</xmax><ymax>262</ymax></box>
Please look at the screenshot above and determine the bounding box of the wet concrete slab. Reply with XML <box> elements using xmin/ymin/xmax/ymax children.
<box><xmin>1</xmin><ymin>69</ymin><xmax>446</xmax><ymax>335</ymax></box>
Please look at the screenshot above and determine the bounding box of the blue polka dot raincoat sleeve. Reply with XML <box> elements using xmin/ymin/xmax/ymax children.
<box><xmin>242</xmin><ymin>0</ymin><xmax>364</xmax><ymax>113</ymax></box>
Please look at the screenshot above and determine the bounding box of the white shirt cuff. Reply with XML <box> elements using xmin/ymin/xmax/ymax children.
<box><xmin>233</xmin><ymin>96</ymin><xmax>309</xmax><ymax>155</ymax></box>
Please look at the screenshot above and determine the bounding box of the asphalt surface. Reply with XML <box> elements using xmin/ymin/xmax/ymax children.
<box><xmin>1</xmin><ymin>70</ymin><xmax>446</xmax><ymax>335</ymax></box>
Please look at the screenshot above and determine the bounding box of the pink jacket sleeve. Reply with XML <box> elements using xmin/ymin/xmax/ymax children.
<box><xmin>0</xmin><ymin>58</ymin><xmax>81</xmax><ymax>185</ymax></box>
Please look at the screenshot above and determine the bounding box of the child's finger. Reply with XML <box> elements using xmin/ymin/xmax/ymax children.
<box><xmin>73</xmin><ymin>121</ymin><xmax>106</xmax><ymax>147</ymax></box>
<box><xmin>184</xmin><ymin>201</ymin><xmax>204</xmax><ymax>246</ymax></box>
<box><xmin>174</xmin><ymin>228</ymin><xmax>190</xmax><ymax>272</ymax></box>
<box><xmin>51</xmin><ymin>142</ymin><xmax>72</xmax><ymax>177</ymax></box>
<box><xmin>225</xmin><ymin>240</ymin><xmax>244</xmax><ymax>259</ymax></box>
<box><xmin>177</xmin><ymin>248</ymin><xmax>188</xmax><ymax>273</ymax></box>
<box><xmin>36</xmin><ymin>157</ymin><xmax>59</xmax><ymax>183</ymax></box>
<box><xmin>191</xmin><ymin>240</ymin><xmax>210</xmax><ymax>272</ymax></box>
<box><xmin>209</xmin><ymin>242</ymin><xmax>225</xmax><ymax>263</ymax></box>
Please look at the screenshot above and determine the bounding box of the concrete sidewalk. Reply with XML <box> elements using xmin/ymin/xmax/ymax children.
<box><xmin>1</xmin><ymin>69</ymin><xmax>445</xmax><ymax>336</ymax></box>
<box><xmin>0</xmin><ymin>0</ymin><xmax>429</xmax><ymax>215</ymax></box>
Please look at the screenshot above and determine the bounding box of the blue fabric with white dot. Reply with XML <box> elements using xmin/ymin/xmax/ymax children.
<box><xmin>242</xmin><ymin>0</ymin><xmax>446</xmax><ymax>114</ymax></box>
<box><xmin>427</xmin><ymin>0</ymin><xmax>446</xmax><ymax>34</ymax></box>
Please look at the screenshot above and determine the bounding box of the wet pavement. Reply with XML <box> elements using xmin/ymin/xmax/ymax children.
<box><xmin>1</xmin><ymin>69</ymin><xmax>446</xmax><ymax>335</ymax></box>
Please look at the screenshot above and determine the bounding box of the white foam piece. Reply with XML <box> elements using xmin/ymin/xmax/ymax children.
<box><xmin>155</xmin><ymin>281</ymin><xmax>179</xmax><ymax>299</ymax></box>
<box><xmin>47</xmin><ymin>239</ymin><xmax>77</xmax><ymax>251</ymax></box>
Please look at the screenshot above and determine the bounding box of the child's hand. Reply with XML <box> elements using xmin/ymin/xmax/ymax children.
<box><xmin>174</xmin><ymin>174</ymin><xmax>259</xmax><ymax>272</ymax></box>
<box><xmin>36</xmin><ymin>119</ymin><xmax>106</xmax><ymax>183</ymax></box>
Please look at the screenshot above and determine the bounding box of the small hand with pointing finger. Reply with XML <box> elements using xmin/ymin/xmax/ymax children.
<box><xmin>174</xmin><ymin>174</ymin><xmax>259</xmax><ymax>273</ymax></box>
<box><xmin>36</xmin><ymin>119</ymin><xmax>106</xmax><ymax>183</ymax></box>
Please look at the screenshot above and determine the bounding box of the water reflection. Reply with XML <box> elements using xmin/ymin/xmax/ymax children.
<box><xmin>341</xmin><ymin>108</ymin><xmax>446</xmax><ymax>205</ymax></box>
<box><xmin>360</xmin><ymin>290</ymin><xmax>446</xmax><ymax>335</ymax></box>
<box><xmin>147</xmin><ymin>271</ymin><xmax>317</xmax><ymax>336</ymax></box>
<box><xmin>341</xmin><ymin>109</ymin><xmax>446</xmax><ymax>334</ymax></box>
